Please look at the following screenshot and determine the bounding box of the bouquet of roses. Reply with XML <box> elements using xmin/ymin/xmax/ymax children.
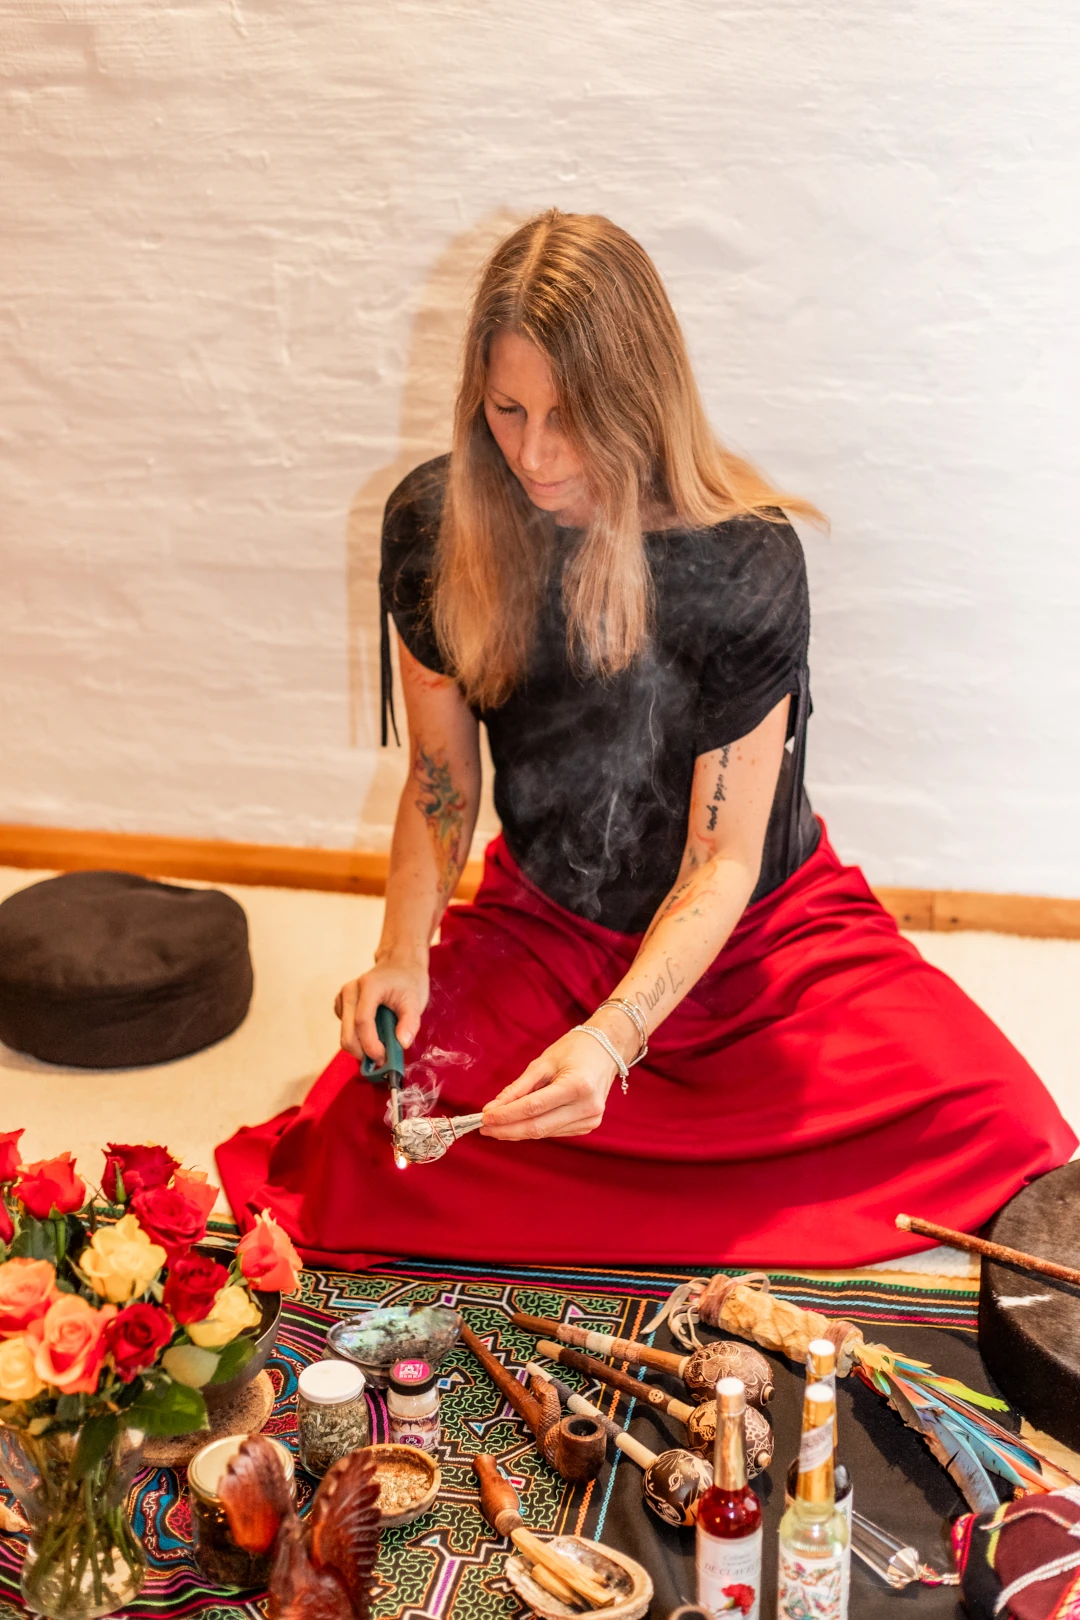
<box><xmin>0</xmin><ymin>1128</ymin><xmax>302</xmax><ymax>1450</ymax></box>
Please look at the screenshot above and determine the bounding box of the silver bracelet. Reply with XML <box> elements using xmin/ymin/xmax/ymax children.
<box><xmin>572</xmin><ymin>1024</ymin><xmax>630</xmax><ymax>1094</ymax></box>
<box><xmin>596</xmin><ymin>998</ymin><xmax>649</xmax><ymax>1066</ymax></box>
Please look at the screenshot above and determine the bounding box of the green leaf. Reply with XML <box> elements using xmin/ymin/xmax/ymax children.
<box><xmin>209</xmin><ymin>1336</ymin><xmax>255</xmax><ymax>1385</ymax></box>
<box><xmin>55</xmin><ymin>1394</ymin><xmax>82</xmax><ymax>1424</ymax></box>
<box><xmin>8</xmin><ymin>1220</ymin><xmax>57</xmax><ymax>1263</ymax></box>
<box><xmin>126</xmin><ymin>1379</ymin><xmax>208</xmax><ymax>1438</ymax></box>
<box><xmin>72</xmin><ymin>1414</ymin><xmax>119</xmax><ymax>1480</ymax></box>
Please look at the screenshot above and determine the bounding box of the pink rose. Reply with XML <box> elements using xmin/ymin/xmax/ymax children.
<box><xmin>27</xmin><ymin>1294</ymin><xmax>116</xmax><ymax>1394</ymax></box>
<box><xmin>16</xmin><ymin>1153</ymin><xmax>86</xmax><ymax>1220</ymax></box>
<box><xmin>236</xmin><ymin>1211</ymin><xmax>302</xmax><ymax>1294</ymax></box>
<box><xmin>0</xmin><ymin>1258</ymin><xmax>59</xmax><ymax>1337</ymax></box>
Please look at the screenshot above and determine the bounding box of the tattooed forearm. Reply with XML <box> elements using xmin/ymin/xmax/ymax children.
<box><xmin>413</xmin><ymin>743</ymin><xmax>467</xmax><ymax>901</ymax></box>
<box><xmin>705</xmin><ymin>746</ymin><xmax>731</xmax><ymax>832</ymax></box>
<box><xmin>634</xmin><ymin>958</ymin><xmax>685</xmax><ymax>1017</ymax></box>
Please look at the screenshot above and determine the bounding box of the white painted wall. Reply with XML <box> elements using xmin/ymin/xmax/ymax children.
<box><xmin>3</xmin><ymin>0</ymin><xmax>1078</xmax><ymax>894</ymax></box>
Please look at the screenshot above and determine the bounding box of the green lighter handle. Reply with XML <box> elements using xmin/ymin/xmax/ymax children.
<box><xmin>360</xmin><ymin>1003</ymin><xmax>406</xmax><ymax>1083</ymax></box>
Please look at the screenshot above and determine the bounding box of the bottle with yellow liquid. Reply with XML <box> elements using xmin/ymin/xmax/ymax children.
<box><xmin>777</xmin><ymin>1382</ymin><xmax>849</xmax><ymax>1620</ymax></box>
<box><xmin>784</xmin><ymin>1339</ymin><xmax>852</xmax><ymax>1612</ymax></box>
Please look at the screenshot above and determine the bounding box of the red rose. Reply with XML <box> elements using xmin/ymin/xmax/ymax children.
<box><xmin>162</xmin><ymin>1253</ymin><xmax>229</xmax><ymax>1325</ymax></box>
<box><xmin>0</xmin><ymin>1130</ymin><xmax>24</xmax><ymax>1185</ymax></box>
<box><xmin>102</xmin><ymin>1143</ymin><xmax>179</xmax><ymax>1203</ymax></box>
<box><xmin>130</xmin><ymin>1185</ymin><xmax>207</xmax><ymax>1258</ymax></box>
<box><xmin>104</xmin><ymin>1301</ymin><xmax>174</xmax><ymax>1382</ymax></box>
<box><xmin>0</xmin><ymin>1202</ymin><xmax>12</xmax><ymax>1247</ymax></box>
<box><xmin>16</xmin><ymin>1154</ymin><xmax>86</xmax><ymax>1220</ymax></box>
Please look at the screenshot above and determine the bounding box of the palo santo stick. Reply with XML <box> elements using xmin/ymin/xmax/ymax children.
<box><xmin>896</xmin><ymin>1213</ymin><xmax>1080</xmax><ymax>1290</ymax></box>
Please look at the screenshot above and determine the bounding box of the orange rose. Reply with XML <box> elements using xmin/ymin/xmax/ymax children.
<box><xmin>236</xmin><ymin>1210</ymin><xmax>302</xmax><ymax>1294</ymax></box>
<box><xmin>171</xmin><ymin>1169</ymin><xmax>219</xmax><ymax>1223</ymax></box>
<box><xmin>27</xmin><ymin>1294</ymin><xmax>116</xmax><ymax>1394</ymax></box>
<box><xmin>0</xmin><ymin>1258</ymin><xmax>60</xmax><ymax>1337</ymax></box>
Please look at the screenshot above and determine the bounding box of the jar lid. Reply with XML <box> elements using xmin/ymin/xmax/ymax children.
<box><xmin>298</xmin><ymin>1358</ymin><xmax>367</xmax><ymax>1406</ymax></box>
<box><xmin>188</xmin><ymin>1433</ymin><xmax>294</xmax><ymax>1502</ymax></box>
<box><xmin>389</xmin><ymin>1358</ymin><xmax>436</xmax><ymax>1395</ymax></box>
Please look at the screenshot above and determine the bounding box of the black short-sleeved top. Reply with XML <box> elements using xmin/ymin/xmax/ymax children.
<box><xmin>380</xmin><ymin>456</ymin><xmax>819</xmax><ymax>935</ymax></box>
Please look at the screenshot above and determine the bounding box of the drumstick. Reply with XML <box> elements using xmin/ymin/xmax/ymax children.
<box><xmin>896</xmin><ymin>1214</ymin><xmax>1080</xmax><ymax>1290</ymax></box>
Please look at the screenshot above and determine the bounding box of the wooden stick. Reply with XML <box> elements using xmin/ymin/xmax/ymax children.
<box><xmin>536</xmin><ymin>1339</ymin><xmax>695</xmax><ymax>1422</ymax></box>
<box><xmin>895</xmin><ymin>1213</ymin><xmax>1080</xmax><ymax>1290</ymax></box>
<box><xmin>512</xmin><ymin>1310</ymin><xmax>688</xmax><ymax>1379</ymax></box>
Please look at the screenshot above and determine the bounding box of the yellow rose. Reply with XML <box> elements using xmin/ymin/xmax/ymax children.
<box><xmin>186</xmin><ymin>1285</ymin><xmax>261</xmax><ymax>1349</ymax></box>
<box><xmin>79</xmin><ymin>1215</ymin><xmax>167</xmax><ymax>1304</ymax></box>
<box><xmin>0</xmin><ymin>1334</ymin><xmax>45</xmax><ymax>1401</ymax></box>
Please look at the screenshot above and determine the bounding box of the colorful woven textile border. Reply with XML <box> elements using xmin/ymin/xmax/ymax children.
<box><xmin>0</xmin><ymin>1249</ymin><xmax>979</xmax><ymax>1620</ymax></box>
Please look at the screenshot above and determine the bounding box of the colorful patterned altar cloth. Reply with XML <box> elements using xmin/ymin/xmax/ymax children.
<box><xmin>0</xmin><ymin>1247</ymin><xmax>983</xmax><ymax>1620</ymax></box>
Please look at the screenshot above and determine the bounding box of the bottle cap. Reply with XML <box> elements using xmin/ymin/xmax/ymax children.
<box><xmin>298</xmin><ymin>1358</ymin><xmax>366</xmax><ymax>1405</ymax></box>
<box><xmin>389</xmin><ymin>1358</ymin><xmax>436</xmax><ymax>1395</ymax></box>
<box><xmin>804</xmin><ymin>1381</ymin><xmax>833</xmax><ymax>1413</ymax></box>
<box><xmin>806</xmin><ymin>1338</ymin><xmax>836</xmax><ymax>1378</ymax></box>
<box><xmin>715</xmin><ymin>1376</ymin><xmax>746</xmax><ymax>1414</ymax></box>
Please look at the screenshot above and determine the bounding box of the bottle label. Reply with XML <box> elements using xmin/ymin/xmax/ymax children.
<box><xmin>696</xmin><ymin>1525</ymin><xmax>762</xmax><ymax>1618</ymax></box>
<box><xmin>777</xmin><ymin>1543</ymin><xmax>845</xmax><ymax>1620</ymax></box>
<box><xmin>388</xmin><ymin>1409</ymin><xmax>441</xmax><ymax>1451</ymax></box>
<box><xmin>798</xmin><ymin>1422</ymin><xmax>833</xmax><ymax>1473</ymax></box>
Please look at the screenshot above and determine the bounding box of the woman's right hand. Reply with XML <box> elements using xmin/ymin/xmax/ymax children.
<box><xmin>335</xmin><ymin>957</ymin><xmax>430</xmax><ymax>1064</ymax></box>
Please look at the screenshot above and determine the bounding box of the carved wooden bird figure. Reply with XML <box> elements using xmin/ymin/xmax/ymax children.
<box><xmin>218</xmin><ymin>1435</ymin><xmax>381</xmax><ymax>1620</ymax></box>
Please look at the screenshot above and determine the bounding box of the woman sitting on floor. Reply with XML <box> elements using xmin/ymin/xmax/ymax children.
<box><xmin>216</xmin><ymin>210</ymin><xmax>1074</xmax><ymax>1269</ymax></box>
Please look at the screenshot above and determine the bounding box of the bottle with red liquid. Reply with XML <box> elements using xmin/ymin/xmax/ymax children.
<box><xmin>695</xmin><ymin>1376</ymin><xmax>762</xmax><ymax>1620</ymax></box>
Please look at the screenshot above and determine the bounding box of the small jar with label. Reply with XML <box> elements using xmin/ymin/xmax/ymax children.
<box><xmin>296</xmin><ymin>1359</ymin><xmax>371</xmax><ymax>1476</ymax></box>
<box><xmin>387</xmin><ymin>1359</ymin><xmax>440</xmax><ymax>1451</ymax></box>
<box><xmin>189</xmin><ymin>1433</ymin><xmax>295</xmax><ymax>1588</ymax></box>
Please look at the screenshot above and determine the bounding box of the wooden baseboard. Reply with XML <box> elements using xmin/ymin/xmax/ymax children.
<box><xmin>1</xmin><ymin>823</ymin><xmax>1077</xmax><ymax>939</ymax></box>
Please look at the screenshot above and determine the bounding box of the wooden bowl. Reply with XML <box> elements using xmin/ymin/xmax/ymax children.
<box><xmin>506</xmin><ymin>1536</ymin><xmax>653</xmax><ymax>1620</ymax></box>
<box><xmin>367</xmin><ymin>1442</ymin><xmax>440</xmax><ymax>1528</ymax></box>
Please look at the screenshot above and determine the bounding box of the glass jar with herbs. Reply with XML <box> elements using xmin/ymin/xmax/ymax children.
<box><xmin>296</xmin><ymin>1359</ymin><xmax>371</xmax><ymax>1476</ymax></box>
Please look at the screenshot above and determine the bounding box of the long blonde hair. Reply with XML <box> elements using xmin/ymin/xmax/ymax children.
<box><xmin>433</xmin><ymin>209</ymin><xmax>822</xmax><ymax>709</ymax></box>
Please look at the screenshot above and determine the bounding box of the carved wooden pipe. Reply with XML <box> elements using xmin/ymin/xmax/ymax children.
<box><xmin>535</xmin><ymin>1339</ymin><xmax>773</xmax><ymax>1473</ymax></box>
<box><xmin>512</xmin><ymin>1310</ymin><xmax>774</xmax><ymax>1407</ymax></box>
<box><xmin>460</xmin><ymin>1321</ymin><xmax>606</xmax><ymax>1483</ymax></box>
<box><xmin>527</xmin><ymin>1362</ymin><xmax>713</xmax><ymax>1528</ymax></box>
<box><xmin>472</xmin><ymin>1455</ymin><xmax>615</xmax><ymax>1609</ymax></box>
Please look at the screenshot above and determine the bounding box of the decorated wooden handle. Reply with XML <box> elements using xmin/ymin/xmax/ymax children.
<box><xmin>472</xmin><ymin>1453</ymin><xmax>523</xmax><ymax>1537</ymax></box>
<box><xmin>512</xmin><ymin>1311</ymin><xmax>686</xmax><ymax>1378</ymax></box>
<box><xmin>708</xmin><ymin>1285</ymin><xmax>863</xmax><ymax>1375</ymax></box>
<box><xmin>536</xmin><ymin>1338</ymin><xmax>695</xmax><ymax>1423</ymax></box>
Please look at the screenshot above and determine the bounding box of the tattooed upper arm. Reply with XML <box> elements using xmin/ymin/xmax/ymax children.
<box><xmin>683</xmin><ymin>697</ymin><xmax>791</xmax><ymax>876</ymax></box>
<box><xmin>413</xmin><ymin>743</ymin><xmax>469</xmax><ymax>901</ymax></box>
<box><xmin>396</xmin><ymin>633</ymin><xmax>481</xmax><ymax>908</ymax></box>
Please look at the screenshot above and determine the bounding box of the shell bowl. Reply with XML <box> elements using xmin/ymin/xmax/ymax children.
<box><xmin>506</xmin><ymin>1535</ymin><xmax>653</xmax><ymax>1620</ymax></box>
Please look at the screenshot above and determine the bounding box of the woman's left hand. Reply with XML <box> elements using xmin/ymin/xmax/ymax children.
<box><xmin>480</xmin><ymin>1030</ymin><xmax>618</xmax><ymax>1140</ymax></box>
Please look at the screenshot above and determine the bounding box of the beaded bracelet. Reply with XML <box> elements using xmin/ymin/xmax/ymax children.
<box><xmin>596</xmin><ymin>997</ymin><xmax>649</xmax><ymax>1066</ymax></box>
<box><xmin>572</xmin><ymin>1024</ymin><xmax>630</xmax><ymax>1095</ymax></box>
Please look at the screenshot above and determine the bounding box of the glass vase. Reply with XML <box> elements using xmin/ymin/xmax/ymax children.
<box><xmin>0</xmin><ymin>1422</ymin><xmax>146</xmax><ymax>1620</ymax></box>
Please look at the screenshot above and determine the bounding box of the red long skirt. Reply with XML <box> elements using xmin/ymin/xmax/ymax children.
<box><xmin>215</xmin><ymin>826</ymin><xmax>1075</xmax><ymax>1270</ymax></box>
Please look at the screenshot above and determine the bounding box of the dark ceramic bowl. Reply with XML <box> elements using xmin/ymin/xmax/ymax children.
<box><xmin>195</xmin><ymin>1240</ymin><xmax>282</xmax><ymax>1410</ymax></box>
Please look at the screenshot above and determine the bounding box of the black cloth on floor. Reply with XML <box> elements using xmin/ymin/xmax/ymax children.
<box><xmin>581</xmin><ymin>1314</ymin><xmax>1002</xmax><ymax>1620</ymax></box>
<box><xmin>0</xmin><ymin>870</ymin><xmax>253</xmax><ymax>1068</ymax></box>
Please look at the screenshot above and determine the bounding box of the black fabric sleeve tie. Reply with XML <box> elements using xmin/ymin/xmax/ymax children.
<box><xmin>379</xmin><ymin>599</ymin><xmax>401</xmax><ymax>748</ymax></box>
<box><xmin>783</xmin><ymin>663</ymin><xmax>810</xmax><ymax>874</ymax></box>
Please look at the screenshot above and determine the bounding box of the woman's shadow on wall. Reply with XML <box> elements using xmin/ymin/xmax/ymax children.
<box><xmin>345</xmin><ymin>209</ymin><xmax>521</xmax><ymax>837</ymax></box>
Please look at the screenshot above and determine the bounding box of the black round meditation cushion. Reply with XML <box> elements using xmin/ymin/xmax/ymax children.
<box><xmin>0</xmin><ymin>870</ymin><xmax>253</xmax><ymax>1068</ymax></box>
